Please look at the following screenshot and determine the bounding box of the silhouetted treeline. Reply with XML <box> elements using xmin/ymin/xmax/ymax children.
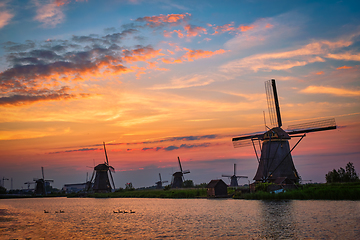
<box><xmin>326</xmin><ymin>162</ymin><xmax>359</xmax><ymax>183</ymax></box>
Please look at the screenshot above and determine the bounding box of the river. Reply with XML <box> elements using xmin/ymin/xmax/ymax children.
<box><xmin>0</xmin><ymin>197</ymin><xmax>359</xmax><ymax>239</ymax></box>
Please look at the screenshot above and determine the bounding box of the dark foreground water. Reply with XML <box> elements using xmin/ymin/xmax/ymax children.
<box><xmin>0</xmin><ymin>197</ymin><xmax>359</xmax><ymax>239</ymax></box>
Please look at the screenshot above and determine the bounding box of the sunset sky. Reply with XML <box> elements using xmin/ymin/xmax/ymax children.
<box><xmin>1</xmin><ymin>0</ymin><xmax>359</xmax><ymax>190</ymax></box>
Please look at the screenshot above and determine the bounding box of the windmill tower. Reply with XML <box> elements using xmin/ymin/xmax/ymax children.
<box><xmin>33</xmin><ymin>167</ymin><xmax>54</xmax><ymax>195</ymax></box>
<box><xmin>222</xmin><ymin>164</ymin><xmax>248</xmax><ymax>187</ymax></box>
<box><xmin>171</xmin><ymin>157</ymin><xmax>190</xmax><ymax>188</ymax></box>
<box><xmin>155</xmin><ymin>173</ymin><xmax>168</xmax><ymax>189</ymax></box>
<box><xmin>88</xmin><ymin>142</ymin><xmax>116</xmax><ymax>193</ymax></box>
<box><xmin>232</xmin><ymin>79</ymin><xmax>336</xmax><ymax>184</ymax></box>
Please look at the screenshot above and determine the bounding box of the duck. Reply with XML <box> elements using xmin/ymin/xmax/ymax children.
<box><xmin>60</xmin><ymin>210</ymin><xmax>65</xmax><ymax>213</ymax></box>
<box><xmin>44</xmin><ymin>210</ymin><xmax>49</xmax><ymax>213</ymax></box>
<box><xmin>123</xmin><ymin>210</ymin><xmax>128</xmax><ymax>213</ymax></box>
<box><xmin>113</xmin><ymin>210</ymin><xmax>119</xmax><ymax>213</ymax></box>
<box><xmin>55</xmin><ymin>211</ymin><xmax>59</xmax><ymax>213</ymax></box>
<box><xmin>130</xmin><ymin>210</ymin><xmax>135</xmax><ymax>213</ymax></box>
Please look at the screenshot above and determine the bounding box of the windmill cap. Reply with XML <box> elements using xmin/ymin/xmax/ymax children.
<box><xmin>263</xmin><ymin>127</ymin><xmax>290</xmax><ymax>140</ymax></box>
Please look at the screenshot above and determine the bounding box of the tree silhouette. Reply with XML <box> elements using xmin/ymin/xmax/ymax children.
<box><xmin>326</xmin><ymin>162</ymin><xmax>359</xmax><ymax>183</ymax></box>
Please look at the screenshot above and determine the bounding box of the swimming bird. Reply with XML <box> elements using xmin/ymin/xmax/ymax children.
<box><xmin>123</xmin><ymin>210</ymin><xmax>128</xmax><ymax>213</ymax></box>
<box><xmin>130</xmin><ymin>210</ymin><xmax>135</xmax><ymax>213</ymax></box>
<box><xmin>60</xmin><ymin>210</ymin><xmax>65</xmax><ymax>213</ymax></box>
<box><xmin>113</xmin><ymin>210</ymin><xmax>119</xmax><ymax>213</ymax></box>
<box><xmin>55</xmin><ymin>211</ymin><xmax>59</xmax><ymax>213</ymax></box>
<box><xmin>44</xmin><ymin>210</ymin><xmax>49</xmax><ymax>213</ymax></box>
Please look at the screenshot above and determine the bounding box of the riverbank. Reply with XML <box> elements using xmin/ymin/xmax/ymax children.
<box><xmin>234</xmin><ymin>182</ymin><xmax>360</xmax><ymax>200</ymax></box>
<box><xmin>1</xmin><ymin>182</ymin><xmax>359</xmax><ymax>200</ymax></box>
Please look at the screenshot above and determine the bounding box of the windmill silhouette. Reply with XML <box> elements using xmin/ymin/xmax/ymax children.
<box><xmin>232</xmin><ymin>79</ymin><xmax>336</xmax><ymax>184</ymax></box>
<box><xmin>32</xmin><ymin>167</ymin><xmax>54</xmax><ymax>195</ymax></box>
<box><xmin>171</xmin><ymin>157</ymin><xmax>190</xmax><ymax>188</ymax></box>
<box><xmin>155</xmin><ymin>173</ymin><xmax>168</xmax><ymax>189</ymax></box>
<box><xmin>88</xmin><ymin>142</ymin><xmax>116</xmax><ymax>193</ymax></box>
<box><xmin>222</xmin><ymin>164</ymin><xmax>248</xmax><ymax>187</ymax></box>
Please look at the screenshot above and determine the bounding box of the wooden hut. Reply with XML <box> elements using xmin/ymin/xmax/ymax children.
<box><xmin>206</xmin><ymin>179</ymin><xmax>228</xmax><ymax>197</ymax></box>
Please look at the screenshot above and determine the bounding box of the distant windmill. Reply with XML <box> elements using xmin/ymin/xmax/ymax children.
<box><xmin>222</xmin><ymin>164</ymin><xmax>248</xmax><ymax>187</ymax></box>
<box><xmin>88</xmin><ymin>142</ymin><xmax>116</xmax><ymax>193</ymax></box>
<box><xmin>1</xmin><ymin>177</ymin><xmax>9</xmax><ymax>188</ymax></box>
<box><xmin>33</xmin><ymin>167</ymin><xmax>54</xmax><ymax>195</ymax></box>
<box><xmin>155</xmin><ymin>173</ymin><xmax>168</xmax><ymax>189</ymax></box>
<box><xmin>171</xmin><ymin>157</ymin><xmax>190</xmax><ymax>188</ymax></box>
<box><xmin>24</xmin><ymin>181</ymin><xmax>35</xmax><ymax>190</ymax></box>
<box><xmin>232</xmin><ymin>79</ymin><xmax>336</xmax><ymax>184</ymax></box>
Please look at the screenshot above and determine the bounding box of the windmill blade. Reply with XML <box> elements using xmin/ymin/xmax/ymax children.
<box><xmin>235</xmin><ymin>176</ymin><xmax>248</xmax><ymax>178</ymax></box>
<box><xmin>183</xmin><ymin>170</ymin><xmax>190</xmax><ymax>174</ymax></box>
<box><xmin>109</xmin><ymin>165</ymin><xmax>115</xmax><ymax>172</ymax></box>
<box><xmin>287</xmin><ymin>118</ymin><xmax>336</xmax><ymax>135</ymax></box>
<box><xmin>103</xmin><ymin>142</ymin><xmax>109</xmax><ymax>165</ymax></box>
<box><xmin>234</xmin><ymin>164</ymin><xmax>236</xmax><ymax>175</ymax></box>
<box><xmin>45</xmin><ymin>179</ymin><xmax>54</xmax><ymax>182</ymax></box>
<box><xmin>177</xmin><ymin>156</ymin><xmax>183</xmax><ymax>172</ymax></box>
<box><xmin>232</xmin><ymin>132</ymin><xmax>265</xmax><ymax>148</ymax></box>
<box><xmin>89</xmin><ymin>170</ymin><xmax>95</xmax><ymax>183</ymax></box>
<box><xmin>109</xmin><ymin>170</ymin><xmax>116</xmax><ymax>190</ymax></box>
<box><xmin>162</xmin><ymin>180</ymin><xmax>168</xmax><ymax>183</ymax></box>
<box><xmin>41</xmin><ymin>167</ymin><xmax>45</xmax><ymax>179</ymax></box>
<box><xmin>159</xmin><ymin>173</ymin><xmax>162</xmax><ymax>182</ymax></box>
<box><xmin>222</xmin><ymin>175</ymin><xmax>232</xmax><ymax>177</ymax></box>
<box><xmin>265</xmin><ymin>79</ymin><xmax>282</xmax><ymax>128</ymax></box>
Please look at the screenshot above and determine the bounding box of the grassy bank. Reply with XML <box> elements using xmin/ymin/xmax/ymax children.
<box><xmin>68</xmin><ymin>188</ymin><xmax>208</xmax><ymax>199</ymax></box>
<box><xmin>234</xmin><ymin>182</ymin><xmax>360</xmax><ymax>200</ymax></box>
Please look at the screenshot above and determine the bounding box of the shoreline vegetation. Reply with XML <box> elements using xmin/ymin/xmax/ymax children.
<box><xmin>1</xmin><ymin>182</ymin><xmax>359</xmax><ymax>200</ymax></box>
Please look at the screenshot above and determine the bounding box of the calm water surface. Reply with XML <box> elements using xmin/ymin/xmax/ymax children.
<box><xmin>0</xmin><ymin>197</ymin><xmax>359</xmax><ymax>239</ymax></box>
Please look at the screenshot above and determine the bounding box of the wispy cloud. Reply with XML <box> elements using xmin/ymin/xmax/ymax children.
<box><xmin>300</xmin><ymin>86</ymin><xmax>360</xmax><ymax>97</ymax></box>
<box><xmin>0</xmin><ymin>2</ymin><xmax>14</xmax><ymax>29</ymax></box>
<box><xmin>149</xmin><ymin>74</ymin><xmax>214</xmax><ymax>90</ymax></box>
<box><xmin>33</xmin><ymin>0</ymin><xmax>66</xmax><ymax>28</ymax></box>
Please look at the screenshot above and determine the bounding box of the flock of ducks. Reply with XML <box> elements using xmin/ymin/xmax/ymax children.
<box><xmin>44</xmin><ymin>210</ymin><xmax>64</xmax><ymax>213</ymax></box>
<box><xmin>113</xmin><ymin>210</ymin><xmax>135</xmax><ymax>214</ymax></box>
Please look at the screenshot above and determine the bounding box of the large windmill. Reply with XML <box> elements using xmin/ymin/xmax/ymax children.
<box><xmin>171</xmin><ymin>157</ymin><xmax>190</xmax><ymax>188</ymax></box>
<box><xmin>88</xmin><ymin>142</ymin><xmax>116</xmax><ymax>193</ymax></box>
<box><xmin>222</xmin><ymin>164</ymin><xmax>248</xmax><ymax>187</ymax></box>
<box><xmin>155</xmin><ymin>173</ymin><xmax>168</xmax><ymax>189</ymax></box>
<box><xmin>232</xmin><ymin>79</ymin><xmax>336</xmax><ymax>184</ymax></box>
<box><xmin>33</xmin><ymin>167</ymin><xmax>54</xmax><ymax>195</ymax></box>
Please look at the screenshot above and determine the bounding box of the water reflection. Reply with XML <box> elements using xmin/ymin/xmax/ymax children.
<box><xmin>258</xmin><ymin>201</ymin><xmax>296</xmax><ymax>239</ymax></box>
<box><xmin>0</xmin><ymin>198</ymin><xmax>359</xmax><ymax>239</ymax></box>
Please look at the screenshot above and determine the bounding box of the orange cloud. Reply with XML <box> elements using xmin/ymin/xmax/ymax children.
<box><xmin>337</xmin><ymin>66</ymin><xmax>353</xmax><ymax>70</ymax></box>
<box><xmin>136</xmin><ymin>13</ymin><xmax>190</xmax><ymax>28</ymax></box>
<box><xmin>160</xmin><ymin>58</ymin><xmax>183</xmax><ymax>64</ymax></box>
<box><xmin>212</xmin><ymin>23</ymin><xmax>235</xmax><ymax>35</ymax></box>
<box><xmin>182</xmin><ymin>48</ymin><xmax>227</xmax><ymax>61</ymax></box>
<box><xmin>301</xmin><ymin>85</ymin><xmax>360</xmax><ymax>97</ymax></box>
<box><xmin>122</xmin><ymin>46</ymin><xmax>165</xmax><ymax>63</ymax></box>
<box><xmin>265</xmin><ymin>23</ymin><xmax>273</xmax><ymax>28</ymax></box>
<box><xmin>184</xmin><ymin>24</ymin><xmax>207</xmax><ymax>37</ymax></box>
<box><xmin>316</xmin><ymin>71</ymin><xmax>324</xmax><ymax>75</ymax></box>
<box><xmin>237</xmin><ymin>25</ymin><xmax>254</xmax><ymax>32</ymax></box>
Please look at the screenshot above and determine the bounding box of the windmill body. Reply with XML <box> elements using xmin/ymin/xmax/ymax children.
<box><xmin>156</xmin><ymin>173</ymin><xmax>168</xmax><ymax>189</ymax></box>
<box><xmin>254</xmin><ymin>128</ymin><xmax>299</xmax><ymax>182</ymax></box>
<box><xmin>171</xmin><ymin>157</ymin><xmax>190</xmax><ymax>188</ymax></box>
<box><xmin>89</xmin><ymin>142</ymin><xmax>116</xmax><ymax>193</ymax></box>
<box><xmin>222</xmin><ymin>163</ymin><xmax>248</xmax><ymax>187</ymax></box>
<box><xmin>232</xmin><ymin>79</ymin><xmax>336</xmax><ymax>184</ymax></box>
<box><xmin>32</xmin><ymin>167</ymin><xmax>53</xmax><ymax>195</ymax></box>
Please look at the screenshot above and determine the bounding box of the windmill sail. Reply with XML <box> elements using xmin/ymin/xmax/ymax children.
<box><xmin>287</xmin><ymin>118</ymin><xmax>336</xmax><ymax>135</ymax></box>
<box><xmin>265</xmin><ymin>79</ymin><xmax>282</xmax><ymax>128</ymax></box>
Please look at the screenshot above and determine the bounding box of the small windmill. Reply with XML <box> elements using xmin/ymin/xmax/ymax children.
<box><xmin>232</xmin><ymin>79</ymin><xmax>336</xmax><ymax>184</ymax></box>
<box><xmin>33</xmin><ymin>167</ymin><xmax>54</xmax><ymax>195</ymax></box>
<box><xmin>222</xmin><ymin>164</ymin><xmax>248</xmax><ymax>187</ymax></box>
<box><xmin>171</xmin><ymin>157</ymin><xmax>190</xmax><ymax>188</ymax></box>
<box><xmin>24</xmin><ymin>181</ymin><xmax>35</xmax><ymax>190</ymax></box>
<box><xmin>88</xmin><ymin>142</ymin><xmax>116</xmax><ymax>193</ymax></box>
<box><xmin>155</xmin><ymin>173</ymin><xmax>168</xmax><ymax>189</ymax></box>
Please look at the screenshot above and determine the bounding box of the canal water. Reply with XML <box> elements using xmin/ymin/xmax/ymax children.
<box><xmin>0</xmin><ymin>197</ymin><xmax>359</xmax><ymax>239</ymax></box>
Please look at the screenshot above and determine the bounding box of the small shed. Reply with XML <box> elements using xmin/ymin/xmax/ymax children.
<box><xmin>206</xmin><ymin>179</ymin><xmax>228</xmax><ymax>197</ymax></box>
